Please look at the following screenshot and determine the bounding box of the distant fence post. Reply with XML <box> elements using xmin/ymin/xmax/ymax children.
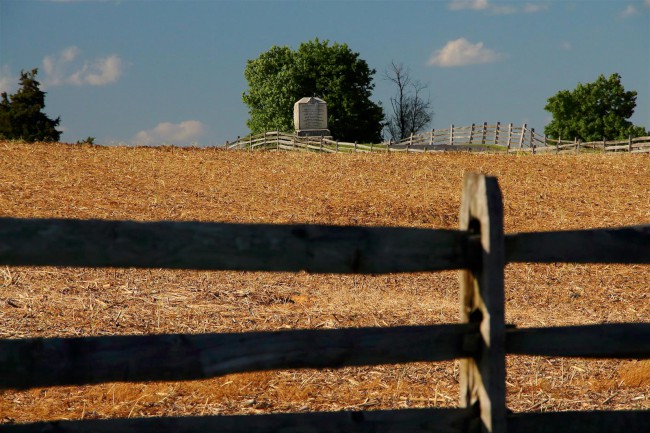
<box><xmin>481</xmin><ymin>122</ymin><xmax>488</xmax><ymax>145</ymax></box>
<box><xmin>336</xmin><ymin>140</ymin><xmax>339</xmax><ymax>152</ymax></box>
<box><xmin>494</xmin><ymin>122</ymin><xmax>500</xmax><ymax>146</ymax></box>
<box><xmin>557</xmin><ymin>136</ymin><xmax>561</xmax><ymax>155</ymax></box>
<box><xmin>450</xmin><ymin>124</ymin><xmax>455</xmax><ymax>146</ymax></box>
<box><xmin>575</xmin><ymin>137</ymin><xmax>579</xmax><ymax>154</ymax></box>
<box><xmin>429</xmin><ymin>128</ymin><xmax>435</xmax><ymax>146</ymax></box>
<box><xmin>506</xmin><ymin>123</ymin><xmax>513</xmax><ymax>151</ymax></box>
<box><xmin>354</xmin><ymin>141</ymin><xmax>357</xmax><ymax>152</ymax></box>
<box><xmin>602</xmin><ymin>137</ymin><xmax>606</xmax><ymax>153</ymax></box>
<box><xmin>469</xmin><ymin>123</ymin><xmax>475</xmax><ymax>143</ymax></box>
<box><xmin>628</xmin><ymin>135</ymin><xmax>632</xmax><ymax>152</ymax></box>
<box><xmin>459</xmin><ymin>173</ymin><xmax>506</xmax><ymax>433</ymax></box>
<box><xmin>518</xmin><ymin>124</ymin><xmax>526</xmax><ymax>150</ymax></box>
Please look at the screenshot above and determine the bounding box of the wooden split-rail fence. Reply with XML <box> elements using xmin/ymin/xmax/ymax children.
<box><xmin>0</xmin><ymin>173</ymin><xmax>649</xmax><ymax>433</ymax></box>
<box><xmin>225</xmin><ymin>123</ymin><xmax>650</xmax><ymax>154</ymax></box>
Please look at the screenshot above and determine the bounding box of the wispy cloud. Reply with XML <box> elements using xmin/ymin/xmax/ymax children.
<box><xmin>619</xmin><ymin>5</ymin><xmax>639</xmax><ymax>18</ymax></box>
<box><xmin>522</xmin><ymin>3</ymin><xmax>548</xmax><ymax>13</ymax></box>
<box><xmin>43</xmin><ymin>46</ymin><xmax>123</xmax><ymax>87</ymax></box>
<box><xmin>560</xmin><ymin>41</ymin><xmax>573</xmax><ymax>51</ymax></box>
<box><xmin>427</xmin><ymin>38</ymin><xmax>505</xmax><ymax>67</ymax></box>
<box><xmin>133</xmin><ymin>121</ymin><xmax>207</xmax><ymax>146</ymax></box>
<box><xmin>448</xmin><ymin>0</ymin><xmax>547</xmax><ymax>14</ymax></box>
<box><xmin>448</xmin><ymin>0</ymin><xmax>489</xmax><ymax>11</ymax></box>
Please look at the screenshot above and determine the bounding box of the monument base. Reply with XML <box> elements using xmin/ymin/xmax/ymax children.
<box><xmin>295</xmin><ymin>129</ymin><xmax>331</xmax><ymax>138</ymax></box>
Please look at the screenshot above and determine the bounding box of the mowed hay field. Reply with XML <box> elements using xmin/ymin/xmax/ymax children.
<box><xmin>0</xmin><ymin>141</ymin><xmax>648</xmax><ymax>423</ymax></box>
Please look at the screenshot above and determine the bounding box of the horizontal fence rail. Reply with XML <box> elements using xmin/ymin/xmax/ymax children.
<box><xmin>2</xmin><ymin>408</ymin><xmax>648</xmax><ymax>433</ymax></box>
<box><xmin>506</xmin><ymin>324</ymin><xmax>650</xmax><ymax>359</ymax></box>
<box><xmin>2</xmin><ymin>323</ymin><xmax>647</xmax><ymax>390</ymax></box>
<box><xmin>0</xmin><ymin>407</ymin><xmax>478</xmax><ymax>433</ymax></box>
<box><xmin>223</xmin><ymin>127</ymin><xmax>650</xmax><ymax>155</ymax></box>
<box><xmin>0</xmin><ymin>324</ymin><xmax>478</xmax><ymax>389</ymax></box>
<box><xmin>506</xmin><ymin>225</ymin><xmax>650</xmax><ymax>264</ymax></box>
<box><xmin>1</xmin><ymin>173</ymin><xmax>648</xmax><ymax>433</ymax></box>
<box><xmin>2</xmin><ymin>219</ymin><xmax>647</xmax><ymax>272</ymax></box>
<box><xmin>507</xmin><ymin>411</ymin><xmax>650</xmax><ymax>433</ymax></box>
<box><xmin>0</xmin><ymin>218</ymin><xmax>470</xmax><ymax>273</ymax></box>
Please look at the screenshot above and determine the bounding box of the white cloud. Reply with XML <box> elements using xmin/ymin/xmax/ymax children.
<box><xmin>42</xmin><ymin>46</ymin><xmax>123</xmax><ymax>87</ymax></box>
<box><xmin>560</xmin><ymin>41</ymin><xmax>573</xmax><ymax>51</ymax></box>
<box><xmin>646</xmin><ymin>0</ymin><xmax>650</xmax><ymax>7</ymax></box>
<box><xmin>427</xmin><ymin>38</ymin><xmax>505</xmax><ymax>67</ymax></box>
<box><xmin>448</xmin><ymin>0</ymin><xmax>489</xmax><ymax>11</ymax></box>
<box><xmin>449</xmin><ymin>0</ymin><xmax>547</xmax><ymax>14</ymax></box>
<box><xmin>522</xmin><ymin>3</ymin><xmax>548</xmax><ymax>13</ymax></box>
<box><xmin>68</xmin><ymin>55</ymin><xmax>122</xmax><ymax>86</ymax></box>
<box><xmin>619</xmin><ymin>5</ymin><xmax>638</xmax><ymax>18</ymax></box>
<box><xmin>133</xmin><ymin>121</ymin><xmax>207</xmax><ymax>146</ymax></box>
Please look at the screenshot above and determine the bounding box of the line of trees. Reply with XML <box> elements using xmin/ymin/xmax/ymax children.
<box><xmin>1</xmin><ymin>41</ymin><xmax>647</xmax><ymax>145</ymax></box>
<box><xmin>243</xmin><ymin>39</ymin><xmax>646</xmax><ymax>144</ymax></box>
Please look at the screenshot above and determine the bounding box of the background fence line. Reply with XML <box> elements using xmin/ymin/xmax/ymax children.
<box><xmin>224</xmin><ymin>124</ymin><xmax>650</xmax><ymax>154</ymax></box>
<box><xmin>0</xmin><ymin>174</ymin><xmax>648</xmax><ymax>433</ymax></box>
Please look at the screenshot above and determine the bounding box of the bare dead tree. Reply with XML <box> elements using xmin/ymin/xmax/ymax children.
<box><xmin>384</xmin><ymin>61</ymin><xmax>433</xmax><ymax>141</ymax></box>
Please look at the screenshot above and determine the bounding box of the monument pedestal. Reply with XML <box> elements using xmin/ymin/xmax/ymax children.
<box><xmin>295</xmin><ymin>129</ymin><xmax>331</xmax><ymax>138</ymax></box>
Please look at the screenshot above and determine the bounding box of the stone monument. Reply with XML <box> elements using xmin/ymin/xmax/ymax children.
<box><xmin>293</xmin><ymin>97</ymin><xmax>330</xmax><ymax>137</ymax></box>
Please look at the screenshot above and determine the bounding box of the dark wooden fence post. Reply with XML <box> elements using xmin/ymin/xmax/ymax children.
<box><xmin>459</xmin><ymin>173</ymin><xmax>506</xmax><ymax>433</ymax></box>
<box><xmin>506</xmin><ymin>123</ymin><xmax>513</xmax><ymax>152</ymax></box>
<box><xmin>481</xmin><ymin>122</ymin><xmax>488</xmax><ymax>145</ymax></box>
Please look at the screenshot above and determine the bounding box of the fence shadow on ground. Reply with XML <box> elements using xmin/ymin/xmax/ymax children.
<box><xmin>0</xmin><ymin>173</ymin><xmax>648</xmax><ymax>432</ymax></box>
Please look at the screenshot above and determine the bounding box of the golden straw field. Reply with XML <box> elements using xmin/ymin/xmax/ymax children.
<box><xmin>0</xmin><ymin>141</ymin><xmax>648</xmax><ymax>423</ymax></box>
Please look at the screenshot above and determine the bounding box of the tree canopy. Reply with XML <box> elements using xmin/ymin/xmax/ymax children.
<box><xmin>544</xmin><ymin>73</ymin><xmax>647</xmax><ymax>142</ymax></box>
<box><xmin>0</xmin><ymin>68</ymin><xmax>61</xmax><ymax>142</ymax></box>
<box><xmin>242</xmin><ymin>39</ymin><xmax>384</xmax><ymax>143</ymax></box>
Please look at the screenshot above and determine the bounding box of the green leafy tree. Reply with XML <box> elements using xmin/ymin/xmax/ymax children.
<box><xmin>243</xmin><ymin>39</ymin><xmax>384</xmax><ymax>143</ymax></box>
<box><xmin>0</xmin><ymin>68</ymin><xmax>61</xmax><ymax>142</ymax></box>
<box><xmin>544</xmin><ymin>73</ymin><xmax>647</xmax><ymax>142</ymax></box>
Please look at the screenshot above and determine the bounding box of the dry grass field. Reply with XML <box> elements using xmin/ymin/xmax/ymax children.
<box><xmin>0</xmin><ymin>141</ymin><xmax>648</xmax><ymax>424</ymax></box>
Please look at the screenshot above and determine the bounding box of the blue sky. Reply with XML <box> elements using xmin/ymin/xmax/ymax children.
<box><xmin>1</xmin><ymin>0</ymin><xmax>648</xmax><ymax>146</ymax></box>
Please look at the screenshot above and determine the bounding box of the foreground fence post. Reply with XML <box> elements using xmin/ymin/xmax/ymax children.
<box><xmin>459</xmin><ymin>173</ymin><xmax>506</xmax><ymax>433</ymax></box>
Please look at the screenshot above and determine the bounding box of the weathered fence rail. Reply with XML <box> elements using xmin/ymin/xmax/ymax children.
<box><xmin>0</xmin><ymin>173</ymin><xmax>648</xmax><ymax>433</ymax></box>
<box><xmin>224</xmin><ymin>126</ymin><xmax>650</xmax><ymax>155</ymax></box>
